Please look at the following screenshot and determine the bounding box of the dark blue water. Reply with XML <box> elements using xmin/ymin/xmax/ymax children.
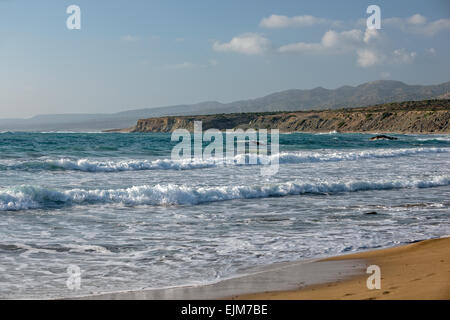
<box><xmin>1</xmin><ymin>132</ymin><xmax>449</xmax><ymax>159</ymax></box>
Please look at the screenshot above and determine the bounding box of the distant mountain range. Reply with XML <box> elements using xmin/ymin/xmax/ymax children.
<box><xmin>1</xmin><ymin>80</ymin><xmax>449</xmax><ymax>132</ymax></box>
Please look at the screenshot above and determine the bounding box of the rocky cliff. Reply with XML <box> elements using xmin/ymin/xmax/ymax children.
<box><xmin>108</xmin><ymin>100</ymin><xmax>450</xmax><ymax>134</ymax></box>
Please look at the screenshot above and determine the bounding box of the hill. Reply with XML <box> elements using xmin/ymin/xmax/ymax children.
<box><xmin>113</xmin><ymin>99</ymin><xmax>450</xmax><ymax>134</ymax></box>
<box><xmin>1</xmin><ymin>80</ymin><xmax>449</xmax><ymax>131</ymax></box>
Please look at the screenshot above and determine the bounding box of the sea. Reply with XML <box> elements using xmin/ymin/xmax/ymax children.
<box><xmin>0</xmin><ymin>131</ymin><xmax>449</xmax><ymax>299</ymax></box>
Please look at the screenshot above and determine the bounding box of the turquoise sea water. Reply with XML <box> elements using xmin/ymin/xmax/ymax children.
<box><xmin>0</xmin><ymin>131</ymin><xmax>449</xmax><ymax>298</ymax></box>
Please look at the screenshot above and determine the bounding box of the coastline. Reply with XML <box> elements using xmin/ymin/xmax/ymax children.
<box><xmin>75</xmin><ymin>257</ymin><xmax>366</xmax><ymax>300</ymax></box>
<box><xmin>103</xmin><ymin>128</ymin><xmax>450</xmax><ymax>135</ymax></box>
<box><xmin>231</xmin><ymin>237</ymin><xmax>450</xmax><ymax>300</ymax></box>
<box><xmin>76</xmin><ymin>237</ymin><xmax>449</xmax><ymax>300</ymax></box>
<box><xmin>103</xmin><ymin>99</ymin><xmax>450</xmax><ymax>134</ymax></box>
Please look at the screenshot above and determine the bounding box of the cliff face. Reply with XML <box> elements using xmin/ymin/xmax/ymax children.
<box><xmin>132</xmin><ymin>114</ymin><xmax>257</xmax><ymax>133</ymax></box>
<box><xmin>120</xmin><ymin>100</ymin><xmax>450</xmax><ymax>134</ymax></box>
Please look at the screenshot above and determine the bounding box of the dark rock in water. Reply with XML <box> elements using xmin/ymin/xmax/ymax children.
<box><xmin>369</xmin><ymin>135</ymin><xmax>398</xmax><ymax>141</ymax></box>
<box><xmin>251</xmin><ymin>140</ymin><xmax>266</xmax><ymax>146</ymax></box>
<box><xmin>365</xmin><ymin>211</ymin><xmax>378</xmax><ymax>215</ymax></box>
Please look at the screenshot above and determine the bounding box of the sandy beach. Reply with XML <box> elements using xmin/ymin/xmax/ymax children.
<box><xmin>231</xmin><ymin>237</ymin><xmax>450</xmax><ymax>300</ymax></box>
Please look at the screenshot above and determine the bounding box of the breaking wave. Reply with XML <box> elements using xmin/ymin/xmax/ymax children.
<box><xmin>1</xmin><ymin>176</ymin><xmax>449</xmax><ymax>211</ymax></box>
<box><xmin>415</xmin><ymin>136</ymin><xmax>450</xmax><ymax>142</ymax></box>
<box><xmin>1</xmin><ymin>147</ymin><xmax>448</xmax><ymax>172</ymax></box>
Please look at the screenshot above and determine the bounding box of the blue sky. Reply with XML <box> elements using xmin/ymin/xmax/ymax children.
<box><xmin>0</xmin><ymin>0</ymin><xmax>449</xmax><ymax>118</ymax></box>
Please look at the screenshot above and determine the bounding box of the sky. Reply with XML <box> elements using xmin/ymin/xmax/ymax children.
<box><xmin>0</xmin><ymin>0</ymin><xmax>449</xmax><ymax>118</ymax></box>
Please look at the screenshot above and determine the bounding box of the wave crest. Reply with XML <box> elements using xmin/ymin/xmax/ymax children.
<box><xmin>1</xmin><ymin>147</ymin><xmax>448</xmax><ymax>172</ymax></box>
<box><xmin>1</xmin><ymin>176</ymin><xmax>449</xmax><ymax>211</ymax></box>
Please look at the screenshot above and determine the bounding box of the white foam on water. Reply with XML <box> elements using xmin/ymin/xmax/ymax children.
<box><xmin>3</xmin><ymin>147</ymin><xmax>449</xmax><ymax>172</ymax></box>
<box><xmin>1</xmin><ymin>175</ymin><xmax>449</xmax><ymax>211</ymax></box>
<box><xmin>416</xmin><ymin>136</ymin><xmax>450</xmax><ymax>142</ymax></box>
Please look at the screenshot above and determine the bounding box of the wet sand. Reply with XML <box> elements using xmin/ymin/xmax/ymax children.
<box><xmin>231</xmin><ymin>237</ymin><xmax>450</xmax><ymax>300</ymax></box>
<box><xmin>78</xmin><ymin>259</ymin><xmax>365</xmax><ymax>300</ymax></box>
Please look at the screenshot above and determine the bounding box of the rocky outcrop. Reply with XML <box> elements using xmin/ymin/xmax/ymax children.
<box><xmin>109</xmin><ymin>100</ymin><xmax>450</xmax><ymax>134</ymax></box>
<box><xmin>369</xmin><ymin>135</ymin><xmax>398</xmax><ymax>141</ymax></box>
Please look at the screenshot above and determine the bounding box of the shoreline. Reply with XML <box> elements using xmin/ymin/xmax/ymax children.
<box><xmin>231</xmin><ymin>237</ymin><xmax>450</xmax><ymax>300</ymax></box>
<box><xmin>103</xmin><ymin>99</ymin><xmax>450</xmax><ymax>134</ymax></box>
<box><xmin>76</xmin><ymin>237</ymin><xmax>449</xmax><ymax>300</ymax></box>
<box><xmin>75</xmin><ymin>258</ymin><xmax>366</xmax><ymax>300</ymax></box>
<box><xmin>2</xmin><ymin>130</ymin><xmax>449</xmax><ymax>135</ymax></box>
<box><xmin>103</xmin><ymin>129</ymin><xmax>450</xmax><ymax>135</ymax></box>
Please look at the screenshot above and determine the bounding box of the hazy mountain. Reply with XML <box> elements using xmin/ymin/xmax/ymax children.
<box><xmin>1</xmin><ymin>80</ymin><xmax>449</xmax><ymax>131</ymax></box>
<box><xmin>224</xmin><ymin>80</ymin><xmax>450</xmax><ymax>113</ymax></box>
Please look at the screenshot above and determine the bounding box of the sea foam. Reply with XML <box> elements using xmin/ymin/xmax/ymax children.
<box><xmin>1</xmin><ymin>176</ymin><xmax>449</xmax><ymax>211</ymax></box>
<box><xmin>2</xmin><ymin>147</ymin><xmax>448</xmax><ymax>172</ymax></box>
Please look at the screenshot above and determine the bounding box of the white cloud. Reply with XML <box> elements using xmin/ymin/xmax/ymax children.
<box><xmin>424</xmin><ymin>19</ymin><xmax>450</xmax><ymax>36</ymax></box>
<box><xmin>324</xmin><ymin>29</ymin><xmax>363</xmax><ymax>47</ymax></box>
<box><xmin>321</xmin><ymin>30</ymin><xmax>339</xmax><ymax>47</ymax></box>
<box><xmin>407</xmin><ymin>14</ymin><xmax>427</xmax><ymax>25</ymax></box>
<box><xmin>120</xmin><ymin>35</ymin><xmax>139</xmax><ymax>42</ymax></box>
<box><xmin>278</xmin><ymin>26</ymin><xmax>418</xmax><ymax>68</ymax></box>
<box><xmin>260</xmin><ymin>14</ymin><xmax>336</xmax><ymax>28</ymax></box>
<box><xmin>175</xmin><ymin>38</ymin><xmax>185</xmax><ymax>42</ymax></box>
<box><xmin>222</xmin><ymin>14</ymin><xmax>430</xmax><ymax>68</ymax></box>
<box><xmin>357</xmin><ymin>49</ymin><xmax>382</xmax><ymax>67</ymax></box>
<box><xmin>213</xmin><ymin>33</ymin><xmax>270</xmax><ymax>55</ymax></box>
<box><xmin>355</xmin><ymin>48</ymin><xmax>416</xmax><ymax>67</ymax></box>
<box><xmin>384</xmin><ymin>14</ymin><xmax>450</xmax><ymax>36</ymax></box>
<box><xmin>279</xmin><ymin>29</ymin><xmax>363</xmax><ymax>53</ymax></box>
<box><xmin>392</xmin><ymin>48</ymin><xmax>416</xmax><ymax>64</ymax></box>
<box><xmin>363</xmin><ymin>28</ymin><xmax>379</xmax><ymax>43</ymax></box>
